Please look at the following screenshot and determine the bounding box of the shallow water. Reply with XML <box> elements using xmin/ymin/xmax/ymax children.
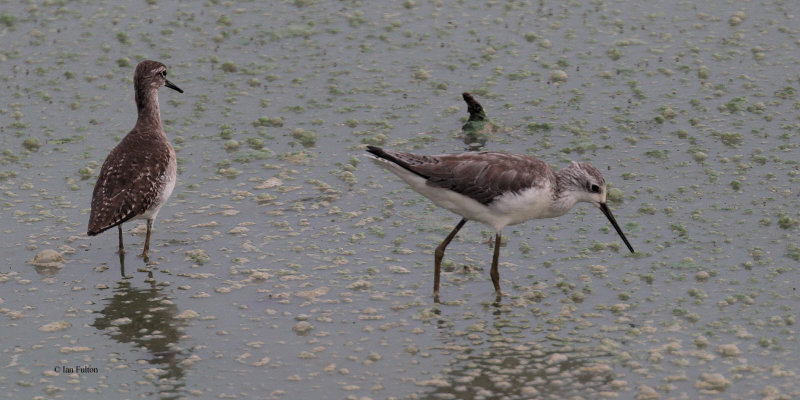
<box><xmin>2</xmin><ymin>0</ymin><xmax>799</xmax><ymax>399</ymax></box>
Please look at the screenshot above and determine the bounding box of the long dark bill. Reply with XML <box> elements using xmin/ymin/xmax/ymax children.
<box><xmin>599</xmin><ymin>202</ymin><xmax>634</xmax><ymax>253</ymax></box>
<box><xmin>165</xmin><ymin>79</ymin><xmax>184</xmax><ymax>93</ymax></box>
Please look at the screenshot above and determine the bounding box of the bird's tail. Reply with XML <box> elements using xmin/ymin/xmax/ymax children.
<box><xmin>365</xmin><ymin>145</ymin><xmax>428</xmax><ymax>179</ymax></box>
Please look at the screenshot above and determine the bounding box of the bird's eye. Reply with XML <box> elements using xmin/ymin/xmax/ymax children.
<box><xmin>160</xmin><ymin>70</ymin><xmax>167</xmax><ymax>78</ymax></box>
<box><xmin>590</xmin><ymin>184</ymin><xmax>600</xmax><ymax>193</ymax></box>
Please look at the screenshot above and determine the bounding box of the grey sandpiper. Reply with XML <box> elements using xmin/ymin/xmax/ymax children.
<box><xmin>366</xmin><ymin>145</ymin><xmax>634</xmax><ymax>299</ymax></box>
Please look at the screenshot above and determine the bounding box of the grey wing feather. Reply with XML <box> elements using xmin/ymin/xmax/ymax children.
<box><xmin>392</xmin><ymin>151</ymin><xmax>553</xmax><ymax>205</ymax></box>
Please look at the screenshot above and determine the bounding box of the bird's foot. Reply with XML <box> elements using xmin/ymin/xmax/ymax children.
<box><xmin>494</xmin><ymin>290</ymin><xmax>503</xmax><ymax>301</ymax></box>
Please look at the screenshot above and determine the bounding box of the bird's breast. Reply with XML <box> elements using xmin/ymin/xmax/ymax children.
<box><xmin>488</xmin><ymin>184</ymin><xmax>560</xmax><ymax>226</ymax></box>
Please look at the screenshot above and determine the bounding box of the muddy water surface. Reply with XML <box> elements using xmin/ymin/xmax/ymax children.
<box><xmin>1</xmin><ymin>1</ymin><xmax>798</xmax><ymax>399</ymax></box>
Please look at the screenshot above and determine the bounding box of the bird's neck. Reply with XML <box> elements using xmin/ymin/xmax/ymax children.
<box><xmin>134</xmin><ymin>87</ymin><xmax>164</xmax><ymax>131</ymax></box>
<box><xmin>547</xmin><ymin>191</ymin><xmax>576</xmax><ymax>217</ymax></box>
<box><xmin>550</xmin><ymin>169</ymin><xmax>581</xmax><ymax>216</ymax></box>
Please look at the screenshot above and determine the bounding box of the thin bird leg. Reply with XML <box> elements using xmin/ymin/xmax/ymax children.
<box><xmin>490</xmin><ymin>233</ymin><xmax>502</xmax><ymax>297</ymax></box>
<box><xmin>434</xmin><ymin>218</ymin><xmax>467</xmax><ymax>297</ymax></box>
<box><xmin>142</xmin><ymin>219</ymin><xmax>153</xmax><ymax>260</ymax></box>
<box><xmin>118</xmin><ymin>249</ymin><xmax>126</xmax><ymax>277</ymax></box>
<box><xmin>117</xmin><ymin>225</ymin><xmax>125</xmax><ymax>255</ymax></box>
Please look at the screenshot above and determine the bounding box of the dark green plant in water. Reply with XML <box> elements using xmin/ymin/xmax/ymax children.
<box><xmin>460</xmin><ymin>92</ymin><xmax>499</xmax><ymax>150</ymax></box>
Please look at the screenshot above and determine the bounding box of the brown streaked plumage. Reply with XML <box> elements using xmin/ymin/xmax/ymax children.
<box><xmin>366</xmin><ymin>145</ymin><xmax>634</xmax><ymax>300</ymax></box>
<box><xmin>88</xmin><ymin>60</ymin><xmax>183</xmax><ymax>260</ymax></box>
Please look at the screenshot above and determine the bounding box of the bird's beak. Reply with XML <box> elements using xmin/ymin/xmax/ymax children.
<box><xmin>165</xmin><ymin>79</ymin><xmax>184</xmax><ymax>94</ymax></box>
<box><xmin>598</xmin><ymin>202</ymin><xmax>634</xmax><ymax>253</ymax></box>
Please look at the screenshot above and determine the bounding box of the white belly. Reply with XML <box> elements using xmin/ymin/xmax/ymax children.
<box><xmin>139</xmin><ymin>148</ymin><xmax>177</xmax><ymax>221</ymax></box>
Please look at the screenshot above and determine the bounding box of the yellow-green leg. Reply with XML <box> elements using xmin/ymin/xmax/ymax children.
<box><xmin>117</xmin><ymin>225</ymin><xmax>125</xmax><ymax>255</ymax></box>
<box><xmin>142</xmin><ymin>219</ymin><xmax>153</xmax><ymax>260</ymax></box>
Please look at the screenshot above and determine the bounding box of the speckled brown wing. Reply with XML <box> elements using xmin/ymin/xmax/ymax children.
<box><xmin>87</xmin><ymin>134</ymin><xmax>170</xmax><ymax>235</ymax></box>
<box><xmin>373</xmin><ymin>148</ymin><xmax>554</xmax><ymax>205</ymax></box>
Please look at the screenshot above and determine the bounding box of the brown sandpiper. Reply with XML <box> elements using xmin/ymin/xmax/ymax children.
<box><xmin>88</xmin><ymin>60</ymin><xmax>183</xmax><ymax>260</ymax></box>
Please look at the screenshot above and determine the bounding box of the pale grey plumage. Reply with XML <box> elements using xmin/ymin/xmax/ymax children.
<box><xmin>366</xmin><ymin>145</ymin><xmax>633</xmax><ymax>299</ymax></box>
<box><xmin>366</xmin><ymin>147</ymin><xmax>555</xmax><ymax>206</ymax></box>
